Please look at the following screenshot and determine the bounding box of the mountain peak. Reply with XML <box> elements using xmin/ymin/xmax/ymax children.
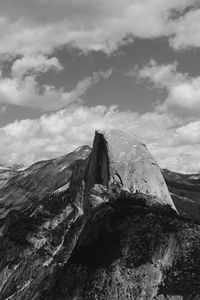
<box><xmin>2</xmin><ymin>130</ymin><xmax>200</xmax><ymax>300</ymax></box>
<box><xmin>84</xmin><ymin>129</ymin><xmax>177</xmax><ymax>212</ymax></box>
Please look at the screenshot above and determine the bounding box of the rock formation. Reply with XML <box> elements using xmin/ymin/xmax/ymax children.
<box><xmin>1</xmin><ymin>129</ymin><xmax>200</xmax><ymax>300</ymax></box>
<box><xmin>84</xmin><ymin>130</ymin><xmax>177</xmax><ymax>212</ymax></box>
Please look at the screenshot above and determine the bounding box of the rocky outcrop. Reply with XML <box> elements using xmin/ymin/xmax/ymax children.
<box><xmin>1</xmin><ymin>129</ymin><xmax>200</xmax><ymax>300</ymax></box>
<box><xmin>84</xmin><ymin>130</ymin><xmax>177</xmax><ymax>212</ymax></box>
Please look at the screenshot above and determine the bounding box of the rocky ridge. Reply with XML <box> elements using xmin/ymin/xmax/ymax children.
<box><xmin>0</xmin><ymin>145</ymin><xmax>91</xmax><ymax>218</ymax></box>
<box><xmin>0</xmin><ymin>165</ymin><xmax>19</xmax><ymax>189</ymax></box>
<box><xmin>0</xmin><ymin>130</ymin><xmax>200</xmax><ymax>299</ymax></box>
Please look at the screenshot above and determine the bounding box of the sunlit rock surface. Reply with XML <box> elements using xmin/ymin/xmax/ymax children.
<box><xmin>0</xmin><ymin>130</ymin><xmax>200</xmax><ymax>300</ymax></box>
<box><xmin>85</xmin><ymin>130</ymin><xmax>177</xmax><ymax>212</ymax></box>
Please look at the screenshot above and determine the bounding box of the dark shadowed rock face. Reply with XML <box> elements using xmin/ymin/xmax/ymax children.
<box><xmin>44</xmin><ymin>202</ymin><xmax>200</xmax><ymax>300</ymax></box>
<box><xmin>0</xmin><ymin>130</ymin><xmax>200</xmax><ymax>300</ymax></box>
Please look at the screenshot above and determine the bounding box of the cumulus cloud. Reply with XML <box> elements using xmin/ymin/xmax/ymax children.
<box><xmin>176</xmin><ymin>121</ymin><xmax>200</xmax><ymax>145</ymax></box>
<box><xmin>152</xmin><ymin>144</ymin><xmax>200</xmax><ymax>174</ymax></box>
<box><xmin>1</xmin><ymin>102</ymin><xmax>200</xmax><ymax>173</ymax></box>
<box><xmin>0</xmin><ymin>0</ymin><xmax>198</xmax><ymax>58</ymax></box>
<box><xmin>135</xmin><ymin>60</ymin><xmax>180</xmax><ymax>86</ymax></box>
<box><xmin>2</xmin><ymin>104</ymin><xmax>200</xmax><ymax>173</ymax></box>
<box><xmin>132</xmin><ymin>60</ymin><xmax>200</xmax><ymax>116</ymax></box>
<box><xmin>0</xmin><ymin>1</ymin><xmax>200</xmax><ymax>174</ymax></box>
<box><xmin>0</xmin><ymin>68</ymin><xmax>112</xmax><ymax>111</ymax></box>
<box><xmin>11</xmin><ymin>55</ymin><xmax>63</xmax><ymax>78</ymax></box>
<box><xmin>170</xmin><ymin>8</ymin><xmax>200</xmax><ymax>50</ymax></box>
<box><xmin>0</xmin><ymin>0</ymin><xmax>198</xmax><ymax>114</ymax></box>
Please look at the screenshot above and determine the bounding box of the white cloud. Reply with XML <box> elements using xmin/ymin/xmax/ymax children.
<box><xmin>11</xmin><ymin>55</ymin><xmax>63</xmax><ymax>78</ymax></box>
<box><xmin>0</xmin><ymin>0</ymin><xmax>198</xmax><ymax>58</ymax></box>
<box><xmin>135</xmin><ymin>60</ymin><xmax>180</xmax><ymax>86</ymax></box>
<box><xmin>0</xmin><ymin>1</ymin><xmax>200</xmax><ymax>174</ymax></box>
<box><xmin>1</xmin><ymin>104</ymin><xmax>198</xmax><ymax>173</ymax></box>
<box><xmin>152</xmin><ymin>144</ymin><xmax>200</xmax><ymax>174</ymax></box>
<box><xmin>176</xmin><ymin>121</ymin><xmax>200</xmax><ymax>145</ymax></box>
<box><xmin>0</xmin><ymin>0</ymin><xmax>198</xmax><ymax>113</ymax></box>
<box><xmin>170</xmin><ymin>8</ymin><xmax>200</xmax><ymax>50</ymax></box>
<box><xmin>0</xmin><ymin>68</ymin><xmax>112</xmax><ymax>111</ymax></box>
<box><xmin>0</xmin><ymin>102</ymin><xmax>200</xmax><ymax>173</ymax></box>
<box><xmin>133</xmin><ymin>60</ymin><xmax>200</xmax><ymax>116</ymax></box>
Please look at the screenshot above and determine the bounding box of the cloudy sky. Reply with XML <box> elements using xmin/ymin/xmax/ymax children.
<box><xmin>0</xmin><ymin>0</ymin><xmax>200</xmax><ymax>173</ymax></box>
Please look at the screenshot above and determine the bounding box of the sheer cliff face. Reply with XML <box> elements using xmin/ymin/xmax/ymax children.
<box><xmin>1</xmin><ymin>129</ymin><xmax>200</xmax><ymax>300</ymax></box>
<box><xmin>85</xmin><ymin>130</ymin><xmax>177</xmax><ymax>212</ymax></box>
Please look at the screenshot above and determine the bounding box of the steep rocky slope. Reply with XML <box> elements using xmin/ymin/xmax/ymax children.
<box><xmin>0</xmin><ymin>130</ymin><xmax>200</xmax><ymax>300</ymax></box>
<box><xmin>0</xmin><ymin>165</ymin><xmax>19</xmax><ymax>189</ymax></box>
<box><xmin>0</xmin><ymin>145</ymin><xmax>91</xmax><ymax>218</ymax></box>
<box><xmin>45</xmin><ymin>200</ymin><xmax>200</xmax><ymax>300</ymax></box>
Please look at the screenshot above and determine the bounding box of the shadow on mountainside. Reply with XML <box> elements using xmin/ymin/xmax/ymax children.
<box><xmin>39</xmin><ymin>194</ymin><xmax>200</xmax><ymax>300</ymax></box>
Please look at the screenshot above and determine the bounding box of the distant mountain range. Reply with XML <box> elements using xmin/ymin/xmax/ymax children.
<box><xmin>162</xmin><ymin>169</ymin><xmax>200</xmax><ymax>222</ymax></box>
<box><xmin>0</xmin><ymin>130</ymin><xmax>200</xmax><ymax>299</ymax></box>
<box><xmin>1</xmin><ymin>148</ymin><xmax>199</xmax><ymax>221</ymax></box>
